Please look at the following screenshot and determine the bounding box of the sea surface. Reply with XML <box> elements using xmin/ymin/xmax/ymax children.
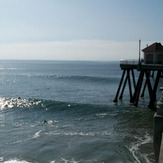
<box><xmin>0</xmin><ymin>60</ymin><xmax>160</xmax><ymax>163</ymax></box>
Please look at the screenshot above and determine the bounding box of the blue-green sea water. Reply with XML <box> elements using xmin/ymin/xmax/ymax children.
<box><xmin>0</xmin><ymin>60</ymin><xmax>159</xmax><ymax>163</ymax></box>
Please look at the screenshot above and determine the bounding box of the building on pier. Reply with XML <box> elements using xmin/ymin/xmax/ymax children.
<box><xmin>143</xmin><ymin>42</ymin><xmax>163</xmax><ymax>64</ymax></box>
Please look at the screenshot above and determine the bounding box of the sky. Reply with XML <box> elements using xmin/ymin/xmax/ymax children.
<box><xmin>0</xmin><ymin>0</ymin><xmax>162</xmax><ymax>61</ymax></box>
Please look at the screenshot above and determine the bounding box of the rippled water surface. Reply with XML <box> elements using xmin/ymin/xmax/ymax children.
<box><xmin>0</xmin><ymin>60</ymin><xmax>159</xmax><ymax>163</ymax></box>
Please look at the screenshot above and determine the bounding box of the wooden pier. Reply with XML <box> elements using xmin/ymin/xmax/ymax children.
<box><xmin>113</xmin><ymin>60</ymin><xmax>163</xmax><ymax>110</ymax></box>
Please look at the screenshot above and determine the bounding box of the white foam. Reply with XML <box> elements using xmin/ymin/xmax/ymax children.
<box><xmin>3</xmin><ymin>159</ymin><xmax>31</xmax><ymax>163</ymax></box>
<box><xmin>64</xmin><ymin>132</ymin><xmax>95</xmax><ymax>136</ymax></box>
<box><xmin>128</xmin><ymin>133</ymin><xmax>153</xmax><ymax>163</ymax></box>
<box><xmin>0</xmin><ymin>157</ymin><xmax>3</xmax><ymax>162</ymax></box>
<box><xmin>9</xmin><ymin>130</ymin><xmax>43</xmax><ymax>145</ymax></box>
<box><xmin>9</xmin><ymin>139</ymin><xmax>24</xmax><ymax>145</ymax></box>
<box><xmin>61</xmin><ymin>158</ymin><xmax>79</xmax><ymax>163</ymax></box>
<box><xmin>47</xmin><ymin>120</ymin><xmax>53</xmax><ymax>124</ymax></box>
<box><xmin>45</xmin><ymin>130</ymin><xmax>112</xmax><ymax>137</ymax></box>
<box><xmin>32</xmin><ymin>130</ymin><xmax>42</xmax><ymax>139</ymax></box>
<box><xmin>49</xmin><ymin>161</ymin><xmax>56</xmax><ymax>163</ymax></box>
<box><xmin>96</xmin><ymin>113</ymin><xmax>108</xmax><ymax>118</ymax></box>
<box><xmin>49</xmin><ymin>159</ymin><xmax>80</xmax><ymax>163</ymax></box>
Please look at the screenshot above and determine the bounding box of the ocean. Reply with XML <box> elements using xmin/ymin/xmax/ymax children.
<box><xmin>0</xmin><ymin>60</ymin><xmax>159</xmax><ymax>163</ymax></box>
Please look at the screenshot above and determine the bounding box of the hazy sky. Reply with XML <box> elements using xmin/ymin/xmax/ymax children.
<box><xmin>0</xmin><ymin>0</ymin><xmax>162</xmax><ymax>61</ymax></box>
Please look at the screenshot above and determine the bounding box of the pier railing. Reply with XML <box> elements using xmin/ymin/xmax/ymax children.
<box><xmin>120</xmin><ymin>59</ymin><xmax>139</xmax><ymax>65</ymax></box>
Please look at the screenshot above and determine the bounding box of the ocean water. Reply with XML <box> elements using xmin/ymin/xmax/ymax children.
<box><xmin>0</xmin><ymin>60</ymin><xmax>159</xmax><ymax>163</ymax></box>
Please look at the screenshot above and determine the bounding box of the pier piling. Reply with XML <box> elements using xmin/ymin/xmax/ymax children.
<box><xmin>119</xmin><ymin>73</ymin><xmax>128</xmax><ymax>100</ymax></box>
<box><xmin>113</xmin><ymin>69</ymin><xmax>126</xmax><ymax>102</ymax></box>
<box><xmin>154</xmin><ymin>114</ymin><xmax>163</xmax><ymax>163</ymax></box>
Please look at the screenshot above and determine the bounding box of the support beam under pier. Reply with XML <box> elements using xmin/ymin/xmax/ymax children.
<box><xmin>113</xmin><ymin>69</ymin><xmax>126</xmax><ymax>102</ymax></box>
<box><xmin>114</xmin><ymin>69</ymin><xmax>135</xmax><ymax>102</ymax></box>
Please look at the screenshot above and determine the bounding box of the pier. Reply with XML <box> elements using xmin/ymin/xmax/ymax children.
<box><xmin>113</xmin><ymin>60</ymin><xmax>163</xmax><ymax>110</ymax></box>
<box><xmin>114</xmin><ymin>42</ymin><xmax>163</xmax><ymax>110</ymax></box>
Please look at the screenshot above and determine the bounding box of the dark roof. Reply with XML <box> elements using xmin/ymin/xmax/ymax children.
<box><xmin>142</xmin><ymin>42</ymin><xmax>163</xmax><ymax>52</ymax></box>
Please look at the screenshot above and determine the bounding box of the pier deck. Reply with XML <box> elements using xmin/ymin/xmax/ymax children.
<box><xmin>120</xmin><ymin>63</ymin><xmax>163</xmax><ymax>71</ymax></box>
